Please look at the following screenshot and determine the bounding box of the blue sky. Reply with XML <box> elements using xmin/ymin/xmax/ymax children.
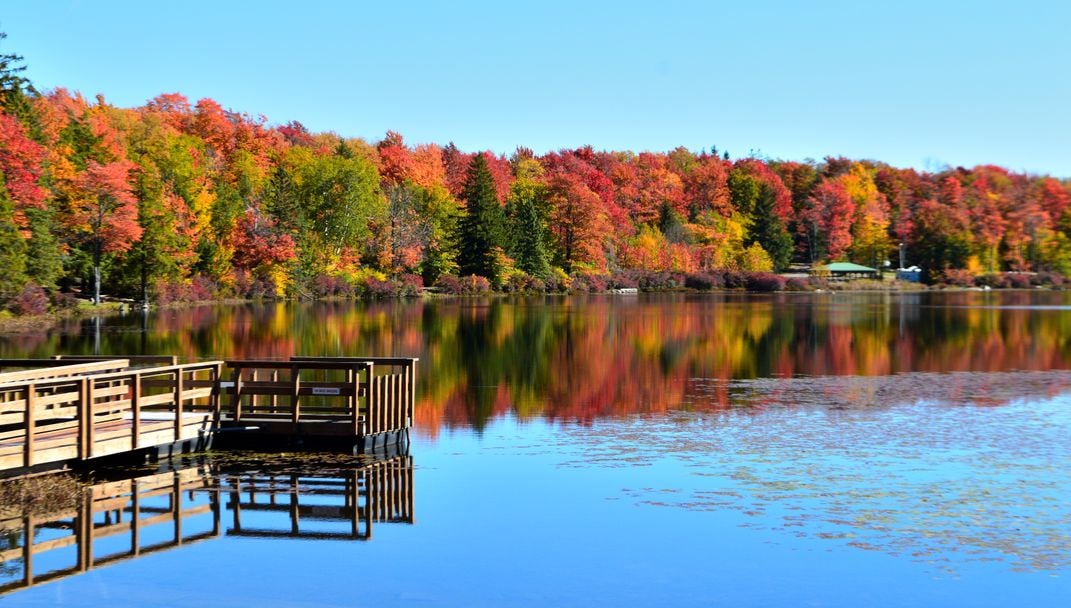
<box><xmin>2</xmin><ymin>0</ymin><xmax>1069</xmax><ymax>175</ymax></box>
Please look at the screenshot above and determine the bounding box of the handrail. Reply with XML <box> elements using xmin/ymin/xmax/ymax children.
<box><xmin>0</xmin><ymin>361</ymin><xmax>222</xmax><ymax>470</ymax></box>
<box><xmin>290</xmin><ymin>356</ymin><xmax>416</xmax><ymax>435</ymax></box>
<box><xmin>0</xmin><ymin>361</ymin><xmax>221</xmax><ymax>391</ymax></box>
<box><xmin>0</xmin><ymin>360</ymin><xmax>131</xmax><ymax>385</ymax></box>
<box><xmin>52</xmin><ymin>354</ymin><xmax>179</xmax><ymax>366</ymax></box>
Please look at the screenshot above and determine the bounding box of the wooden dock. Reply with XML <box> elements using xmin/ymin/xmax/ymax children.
<box><xmin>0</xmin><ymin>454</ymin><xmax>414</xmax><ymax>595</ymax></box>
<box><xmin>0</xmin><ymin>355</ymin><xmax>417</xmax><ymax>475</ymax></box>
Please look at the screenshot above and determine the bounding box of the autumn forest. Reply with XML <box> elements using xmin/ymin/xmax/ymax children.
<box><xmin>2</xmin><ymin>37</ymin><xmax>1071</xmax><ymax>313</ymax></box>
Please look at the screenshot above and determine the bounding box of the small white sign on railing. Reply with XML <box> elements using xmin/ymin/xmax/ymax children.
<box><xmin>311</xmin><ymin>387</ymin><xmax>341</xmax><ymax>396</ymax></box>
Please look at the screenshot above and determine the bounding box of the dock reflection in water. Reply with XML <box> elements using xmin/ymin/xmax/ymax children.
<box><xmin>0</xmin><ymin>453</ymin><xmax>414</xmax><ymax>595</ymax></box>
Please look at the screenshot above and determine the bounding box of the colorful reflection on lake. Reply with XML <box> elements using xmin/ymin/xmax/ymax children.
<box><xmin>1</xmin><ymin>291</ymin><xmax>1069</xmax><ymax>606</ymax></box>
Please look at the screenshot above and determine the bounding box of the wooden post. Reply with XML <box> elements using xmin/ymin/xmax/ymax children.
<box><xmin>24</xmin><ymin>384</ymin><xmax>36</xmax><ymax>468</ymax></box>
<box><xmin>271</xmin><ymin>369</ymin><xmax>279</xmax><ymax>413</ymax></box>
<box><xmin>233</xmin><ymin>365</ymin><xmax>243</xmax><ymax>423</ymax></box>
<box><xmin>408</xmin><ymin>362</ymin><xmax>416</xmax><ymax>427</ymax></box>
<box><xmin>369</xmin><ymin>372</ymin><xmax>377</xmax><ymax>436</ymax></box>
<box><xmin>132</xmin><ymin>374</ymin><xmax>141</xmax><ymax>450</ymax></box>
<box><xmin>174</xmin><ymin>369</ymin><xmax>184</xmax><ymax>441</ymax></box>
<box><xmin>211</xmin><ymin>363</ymin><xmax>221</xmax><ymax>427</ymax></box>
<box><xmin>291</xmin><ymin>367</ymin><xmax>301</xmax><ymax>425</ymax></box>
<box><xmin>349</xmin><ymin>366</ymin><xmax>359</xmax><ymax>435</ymax></box>
<box><xmin>85</xmin><ymin>380</ymin><xmax>95</xmax><ymax>459</ymax></box>
<box><xmin>251</xmin><ymin>369</ymin><xmax>259</xmax><ymax>413</ymax></box>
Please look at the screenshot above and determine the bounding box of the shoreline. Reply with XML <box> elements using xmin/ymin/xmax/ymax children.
<box><xmin>3</xmin><ymin>283</ymin><xmax>1057</xmax><ymax>335</ymax></box>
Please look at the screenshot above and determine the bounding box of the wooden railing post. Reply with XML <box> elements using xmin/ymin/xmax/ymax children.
<box><xmin>173</xmin><ymin>369</ymin><xmax>184</xmax><ymax>441</ymax></box>
<box><xmin>251</xmin><ymin>369</ymin><xmax>259</xmax><ymax>413</ymax></box>
<box><xmin>211</xmin><ymin>363</ymin><xmax>221</xmax><ymax>427</ymax></box>
<box><xmin>132</xmin><ymin>374</ymin><xmax>141</xmax><ymax>450</ymax></box>
<box><xmin>85</xmin><ymin>379</ymin><xmax>95</xmax><ymax>459</ymax></box>
<box><xmin>24</xmin><ymin>384</ymin><xmax>35</xmax><ymax>468</ymax></box>
<box><xmin>271</xmin><ymin>369</ymin><xmax>279</xmax><ymax>413</ymax></box>
<box><xmin>355</xmin><ymin>363</ymin><xmax>364</xmax><ymax>434</ymax></box>
<box><xmin>233</xmin><ymin>365</ymin><xmax>243</xmax><ymax>423</ymax></box>
<box><xmin>408</xmin><ymin>361</ymin><xmax>416</xmax><ymax>426</ymax></box>
<box><xmin>291</xmin><ymin>366</ymin><xmax>301</xmax><ymax>424</ymax></box>
<box><xmin>367</xmin><ymin>364</ymin><xmax>377</xmax><ymax>435</ymax></box>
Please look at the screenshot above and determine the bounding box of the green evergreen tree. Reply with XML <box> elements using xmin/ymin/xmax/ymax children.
<box><xmin>0</xmin><ymin>195</ymin><xmax>28</xmax><ymax>301</ymax></box>
<box><xmin>748</xmin><ymin>184</ymin><xmax>793</xmax><ymax>271</ymax></box>
<box><xmin>457</xmin><ymin>154</ymin><xmax>504</xmax><ymax>282</ymax></box>
<box><xmin>505</xmin><ymin>190</ymin><xmax>548</xmax><ymax>278</ymax></box>
<box><xmin>24</xmin><ymin>208</ymin><xmax>63</xmax><ymax>291</ymax></box>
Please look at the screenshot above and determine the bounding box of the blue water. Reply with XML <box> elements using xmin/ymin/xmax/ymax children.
<box><xmin>4</xmin><ymin>376</ymin><xmax>1069</xmax><ymax>607</ymax></box>
<box><xmin>2</xmin><ymin>293</ymin><xmax>1071</xmax><ymax>606</ymax></box>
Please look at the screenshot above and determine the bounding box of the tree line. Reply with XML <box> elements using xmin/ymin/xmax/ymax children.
<box><xmin>2</xmin><ymin>36</ymin><xmax>1070</xmax><ymax>310</ymax></box>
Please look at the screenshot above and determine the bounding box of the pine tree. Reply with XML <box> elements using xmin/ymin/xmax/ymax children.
<box><xmin>24</xmin><ymin>208</ymin><xmax>63</xmax><ymax>291</ymax></box>
<box><xmin>457</xmin><ymin>154</ymin><xmax>504</xmax><ymax>282</ymax></box>
<box><xmin>748</xmin><ymin>184</ymin><xmax>793</xmax><ymax>271</ymax></box>
<box><xmin>0</xmin><ymin>195</ymin><xmax>28</xmax><ymax>301</ymax></box>
<box><xmin>508</xmin><ymin>191</ymin><xmax>551</xmax><ymax>278</ymax></box>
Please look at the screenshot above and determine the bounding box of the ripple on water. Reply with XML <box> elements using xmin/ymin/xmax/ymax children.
<box><xmin>551</xmin><ymin>370</ymin><xmax>1071</xmax><ymax>574</ymax></box>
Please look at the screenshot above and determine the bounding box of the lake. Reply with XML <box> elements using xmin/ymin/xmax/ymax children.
<box><xmin>1</xmin><ymin>291</ymin><xmax>1070</xmax><ymax>606</ymax></box>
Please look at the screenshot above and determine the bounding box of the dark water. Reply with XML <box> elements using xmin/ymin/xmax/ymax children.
<box><xmin>1</xmin><ymin>291</ymin><xmax>1070</xmax><ymax>606</ymax></box>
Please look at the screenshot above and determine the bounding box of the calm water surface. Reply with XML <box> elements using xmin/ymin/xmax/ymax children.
<box><xmin>1</xmin><ymin>292</ymin><xmax>1070</xmax><ymax>606</ymax></box>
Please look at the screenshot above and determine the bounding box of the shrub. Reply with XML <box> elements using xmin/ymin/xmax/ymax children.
<box><xmin>784</xmin><ymin>277</ymin><xmax>811</xmax><ymax>291</ymax></box>
<box><xmin>435</xmin><ymin>274</ymin><xmax>463</xmax><ymax>295</ymax></box>
<box><xmin>807</xmin><ymin>276</ymin><xmax>831</xmax><ymax>290</ymax></box>
<box><xmin>52</xmin><ymin>291</ymin><xmax>81</xmax><ymax>311</ymax></box>
<box><xmin>745</xmin><ymin>272</ymin><xmax>786</xmax><ymax>292</ymax></box>
<box><xmin>1006</xmin><ymin>272</ymin><xmax>1032</xmax><ymax>289</ymax></box>
<box><xmin>503</xmin><ymin>272</ymin><xmax>531</xmax><ymax>293</ymax></box>
<box><xmin>399</xmin><ymin>273</ymin><xmax>424</xmax><ymax>296</ymax></box>
<box><xmin>638</xmin><ymin>272</ymin><xmax>684</xmax><ymax>291</ymax></box>
<box><xmin>363</xmin><ymin>277</ymin><xmax>397</xmax><ymax>299</ymax></box>
<box><xmin>608</xmin><ymin>270</ymin><xmax>640</xmax><ymax>289</ymax></box>
<box><xmin>462</xmin><ymin>274</ymin><xmax>492</xmax><ymax>294</ymax></box>
<box><xmin>11</xmin><ymin>283</ymin><xmax>49</xmax><ymax>315</ymax></box>
<box><xmin>723</xmin><ymin>270</ymin><xmax>749</xmax><ymax>289</ymax></box>
<box><xmin>311</xmin><ymin>274</ymin><xmax>345</xmax><ymax>298</ymax></box>
<box><xmin>234</xmin><ymin>271</ymin><xmax>277</xmax><ymax>299</ymax></box>
<box><xmin>190</xmin><ymin>275</ymin><xmax>217</xmax><ymax>300</ymax></box>
<box><xmin>542</xmin><ymin>273</ymin><xmax>567</xmax><ymax>293</ymax></box>
<box><xmin>940</xmin><ymin>268</ymin><xmax>975</xmax><ymax>287</ymax></box>
<box><xmin>975</xmin><ymin>273</ymin><xmax>1007</xmax><ymax>288</ymax></box>
<box><xmin>684</xmin><ymin>272</ymin><xmax>723</xmax><ymax>290</ymax></box>
<box><xmin>571</xmin><ymin>271</ymin><xmax>608</xmax><ymax>293</ymax></box>
<box><xmin>434</xmin><ymin>274</ymin><xmax>491</xmax><ymax>295</ymax></box>
<box><xmin>1035</xmin><ymin>272</ymin><xmax>1065</xmax><ymax>288</ymax></box>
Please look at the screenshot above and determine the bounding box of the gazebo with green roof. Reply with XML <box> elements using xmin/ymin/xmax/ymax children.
<box><xmin>811</xmin><ymin>262</ymin><xmax>880</xmax><ymax>280</ymax></box>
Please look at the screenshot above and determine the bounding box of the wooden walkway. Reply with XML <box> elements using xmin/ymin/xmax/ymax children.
<box><xmin>0</xmin><ymin>455</ymin><xmax>414</xmax><ymax>595</ymax></box>
<box><xmin>0</xmin><ymin>356</ymin><xmax>417</xmax><ymax>475</ymax></box>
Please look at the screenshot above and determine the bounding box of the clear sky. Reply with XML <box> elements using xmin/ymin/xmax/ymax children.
<box><xmin>2</xmin><ymin>0</ymin><xmax>1069</xmax><ymax>175</ymax></box>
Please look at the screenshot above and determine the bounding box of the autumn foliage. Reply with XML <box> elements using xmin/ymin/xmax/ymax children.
<box><xmin>2</xmin><ymin>36</ymin><xmax>1071</xmax><ymax>309</ymax></box>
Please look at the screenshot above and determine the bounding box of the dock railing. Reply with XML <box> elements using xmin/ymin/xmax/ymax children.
<box><xmin>289</xmin><ymin>357</ymin><xmax>417</xmax><ymax>436</ymax></box>
<box><xmin>0</xmin><ymin>359</ymin><xmax>133</xmax><ymax>383</ymax></box>
<box><xmin>222</xmin><ymin>357</ymin><xmax>416</xmax><ymax>437</ymax></box>
<box><xmin>0</xmin><ymin>361</ymin><xmax>222</xmax><ymax>470</ymax></box>
<box><xmin>222</xmin><ymin>360</ymin><xmax>372</xmax><ymax>434</ymax></box>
